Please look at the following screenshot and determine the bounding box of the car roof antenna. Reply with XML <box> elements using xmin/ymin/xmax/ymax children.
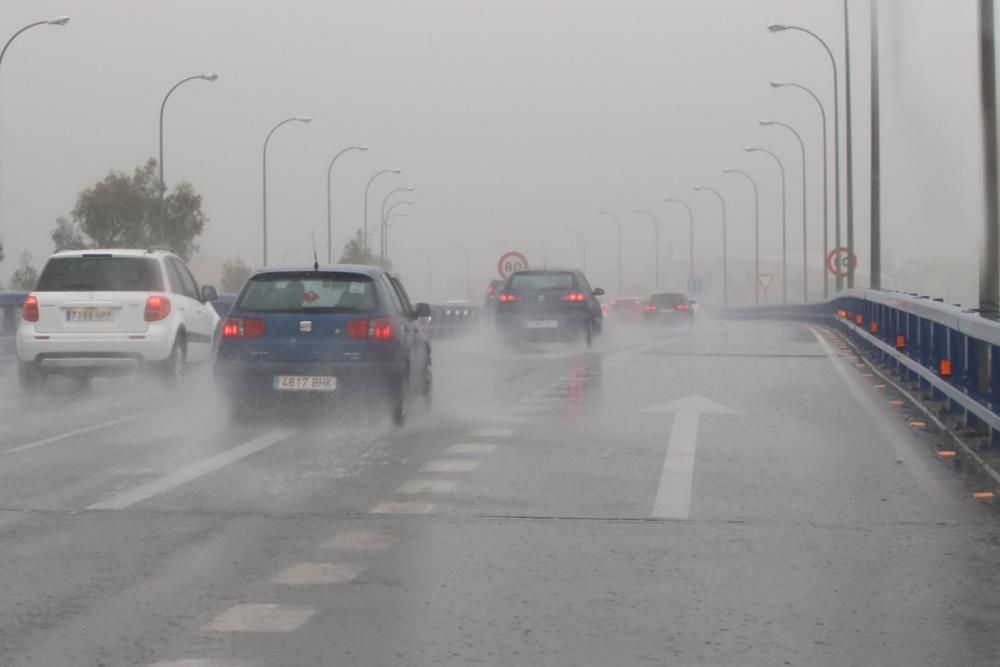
<box><xmin>311</xmin><ymin>231</ymin><xmax>319</xmax><ymax>272</ymax></box>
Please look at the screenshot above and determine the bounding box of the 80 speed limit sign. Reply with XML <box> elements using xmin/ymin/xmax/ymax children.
<box><xmin>497</xmin><ymin>251</ymin><xmax>529</xmax><ymax>279</ymax></box>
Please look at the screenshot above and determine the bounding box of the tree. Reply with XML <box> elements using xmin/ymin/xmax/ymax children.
<box><xmin>221</xmin><ymin>256</ymin><xmax>252</xmax><ymax>292</ymax></box>
<box><xmin>50</xmin><ymin>158</ymin><xmax>207</xmax><ymax>260</ymax></box>
<box><xmin>338</xmin><ymin>228</ymin><xmax>391</xmax><ymax>269</ymax></box>
<box><xmin>10</xmin><ymin>251</ymin><xmax>38</xmax><ymax>290</ymax></box>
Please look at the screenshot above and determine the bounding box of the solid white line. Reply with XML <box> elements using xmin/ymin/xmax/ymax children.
<box><xmin>7</xmin><ymin>416</ymin><xmax>140</xmax><ymax>454</ymax></box>
<box><xmin>397</xmin><ymin>479</ymin><xmax>459</xmax><ymax>494</ymax></box>
<box><xmin>86</xmin><ymin>428</ymin><xmax>297</xmax><ymax>510</ymax></box>
<box><xmin>652</xmin><ymin>412</ymin><xmax>700</xmax><ymax>519</ymax></box>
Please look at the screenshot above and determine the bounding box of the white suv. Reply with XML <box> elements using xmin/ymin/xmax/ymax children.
<box><xmin>16</xmin><ymin>248</ymin><xmax>221</xmax><ymax>389</ymax></box>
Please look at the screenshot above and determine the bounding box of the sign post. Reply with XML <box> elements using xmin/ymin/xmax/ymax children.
<box><xmin>758</xmin><ymin>273</ymin><xmax>775</xmax><ymax>304</ymax></box>
<box><xmin>497</xmin><ymin>251</ymin><xmax>529</xmax><ymax>279</ymax></box>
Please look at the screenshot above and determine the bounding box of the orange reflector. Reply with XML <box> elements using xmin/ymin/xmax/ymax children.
<box><xmin>855</xmin><ymin>315</ymin><xmax>863</xmax><ymax>325</ymax></box>
<box><xmin>889</xmin><ymin>400</ymin><xmax>904</xmax><ymax>407</ymax></box>
<box><xmin>909</xmin><ymin>421</ymin><xmax>926</xmax><ymax>429</ymax></box>
<box><xmin>870</xmin><ymin>322</ymin><xmax>879</xmax><ymax>334</ymax></box>
<box><xmin>974</xmin><ymin>492</ymin><xmax>995</xmax><ymax>501</ymax></box>
<box><xmin>846</xmin><ymin>311</ymin><xmax>853</xmax><ymax>320</ymax></box>
<box><xmin>874</xmin><ymin>384</ymin><xmax>886</xmax><ymax>390</ymax></box>
<box><xmin>896</xmin><ymin>335</ymin><xmax>906</xmax><ymax>349</ymax></box>
<box><xmin>855</xmin><ymin>363</ymin><xmax>866</xmax><ymax>368</ymax></box>
<box><xmin>940</xmin><ymin>359</ymin><xmax>953</xmax><ymax>377</ymax></box>
<box><xmin>937</xmin><ymin>451</ymin><xmax>957</xmax><ymax>459</ymax></box>
<box><xmin>862</xmin><ymin>373</ymin><xmax>874</xmax><ymax>378</ymax></box>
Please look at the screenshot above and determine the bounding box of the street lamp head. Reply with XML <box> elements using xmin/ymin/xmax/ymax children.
<box><xmin>770</xmin><ymin>80</ymin><xmax>787</xmax><ymax>88</ymax></box>
<box><xmin>693</xmin><ymin>186</ymin><xmax>704</xmax><ymax>191</ymax></box>
<box><xmin>201</xmin><ymin>73</ymin><xmax>219</xmax><ymax>82</ymax></box>
<box><xmin>759</xmin><ymin>120</ymin><xmax>773</xmax><ymax>126</ymax></box>
<box><xmin>390</xmin><ymin>168</ymin><xmax>402</xmax><ymax>174</ymax></box>
<box><xmin>744</xmin><ymin>146</ymin><xmax>757</xmax><ymax>152</ymax></box>
<box><xmin>47</xmin><ymin>16</ymin><xmax>70</xmax><ymax>25</ymax></box>
<box><xmin>358</xmin><ymin>145</ymin><xmax>369</xmax><ymax>151</ymax></box>
<box><xmin>295</xmin><ymin>116</ymin><xmax>312</xmax><ymax>123</ymax></box>
<box><xmin>404</xmin><ymin>186</ymin><xmax>415</xmax><ymax>191</ymax></box>
<box><xmin>722</xmin><ymin>168</ymin><xmax>734</xmax><ymax>174</ymax></box>
<box><xmin>767</xmin><ymin>24</ymin><xmax>788</xmax><ymax>33</ymax></box>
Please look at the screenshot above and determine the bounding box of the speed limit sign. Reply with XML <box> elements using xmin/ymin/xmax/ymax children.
<box><xmin>497</xmin><ymin>251</ymin><xmax>529</xmax><ymax>279</ymax></box>
<box><xmin>826</xmin><ymin>247</ymin><xmax>858</xmax><ymax>278</ymax></box>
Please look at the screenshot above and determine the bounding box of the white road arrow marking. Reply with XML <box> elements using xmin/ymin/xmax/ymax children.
<box><xmin>644</xmin><ymin>395</ymin><xmax>737</xmax><ymax>519</ymax></box>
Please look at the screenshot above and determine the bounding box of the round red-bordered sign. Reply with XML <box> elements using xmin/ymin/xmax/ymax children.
<box><xmin>497</xmin><ymin>251</ymin><xmax>529</xmax><ymax>279</ymax></box>
<box><xmin>826</xmin><ymin>247</ymin><xmax>857</xmax><ymax>278</ymax></box>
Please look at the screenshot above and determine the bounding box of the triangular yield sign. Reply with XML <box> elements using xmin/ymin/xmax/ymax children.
<box><xmin>758</xmin><ymin>274</ymin><xmax>774</xmax><ymax>290</ymax></box>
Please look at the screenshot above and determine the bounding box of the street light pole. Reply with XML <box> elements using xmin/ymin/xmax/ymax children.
<box><xmin>870</xmin><ymin>0</ymin><xmax>882</xmax><ymax>290</ymax></box>
<box><xmin>980</xmin><ymin>0</ymin><xmax>1000</xmax><ymax>318</ymax></box>
<box><xmin>761</xmin><ymin>120</ymin><xmax>809</xmax><ymax>302</ymax></box>
<box><xmin>598</xmin><ymin>211</ymin><xmax>623</xmax><ymax>295</ymax></box>
<box><xmin>687</xmin><ymin>190</ymin><xmax>725</xmax><ymax>304</ymax></box>
<box><xmin>722</xmin><ymin>169</ymin><xmax>760</xmax><ymax>304</ymax></box>
<box><xmin>326</xmin><ymin>145</ymin><xmax>368</xmax><ymax>263</ymax></box>
<box><xmin>665</xmin><ymin>198</ymin><xmax>696</xmax><ymax>284</ymax></box>
<box><xmin>746</xmin><ymin>146</ymin><xmax>788</xmax><ymax>304</ymax></box>
<box><xmin>631</xmin><ymin>209</ymin><xmax>661</xmax><ymax>290</ymax></box>
<box><xmin>0</xmin><ymin>16</ymin><xmax>70</xmax><ymax>238</ymax></box>
<box><xmin>159</xmin><ymin>74</ymin><xmax>217</xmax><ymax>189</ymax></box>
<box><xmin>383</xmin><ymin>210</ymin><xmax>411</xmax><ymax>266</ymax></box>
<box><xmin>262</xmin><ymin>116</ymin><xmax>311</xmax><ymax>266</ymax></box>
<box><xmin>416</xmin><ymin>250</ymin><xmax>432</xmax><ymax>300</ymax></box>
<box><xmin>772</xmin><ymin>81</ymin><xmax>830</xmax><ymax>299</ymax></box>
<box><xmin>159</xmin><ymin>73</ymin><xmax>217</xmax><ymax>245</ymax></box>
<box><xmin>363</xmin><ymin>169</ymin><xmax>401</xmax><ymax>256</ymax></box>
<box><xmin>843</xmin><ymin>0</ymin><xmax>856</xmax><ymax>288</ymax></box>
<box><xmin>769</xmin><ymin>24</ymin><xmax>843</xmax><ymax>292</ymax></box>
<box><xmin>563</xmin><ymin>229</ymin><xmax>587</xmax><ymax>272</ymax></box>
<box><xmin>380</xmin><ymin>186</ymin><xmax>415</xmax><ymax>264</ymax></box>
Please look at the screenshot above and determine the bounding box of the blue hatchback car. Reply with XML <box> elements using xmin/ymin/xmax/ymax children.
<box><xmin>214</xmin><ymin>265</ymin><xmax>432</xmax><ymax>424</ymax></box>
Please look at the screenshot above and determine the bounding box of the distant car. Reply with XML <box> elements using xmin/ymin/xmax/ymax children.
<box><xmin>483</xmin><ymin>279</ymin><xmax>506</xmax><ymax>311</ymax></box>
<box><xmin>644</xmin><ymin>292</ymin><xmax>694</xmax><ymax>325</ymax></box>
<box><xmin>214</xmin><ymin>265</ymin><xmax>432</xmax><ymax>425</ymax></box>
<box><xmin>494</xmin><ymin>268</ymin><xmax>604</xmax><ymax>347</ymax></box>
<box><xmin>609</xmin><ymin>297</ymin><xmax>645</xmax><ymax>322</ymax></box>
<box><xmin>15</xmin><ymin>248</ymin><xmax>220</xmax><ymax>390</ymax></box>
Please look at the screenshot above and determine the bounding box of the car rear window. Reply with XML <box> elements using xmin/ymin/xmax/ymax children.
<box><xmin>238</xmin><ymin>272</ymin><xmax>378</xmax><ymax>313</ymax></box>
<box><xmin>508</xmin><ymin>271</ymin><xmax>576</xmax><ymax>291</ymax></box>
<box><xmin>36</xmin><ymin>256</ymin><xmax>162</xmax><ymax>292</ymax></box>
<box><xmin>650</xmin><ymin>293</ymin><xmax>687</xmax><ymax>307</ymax></box>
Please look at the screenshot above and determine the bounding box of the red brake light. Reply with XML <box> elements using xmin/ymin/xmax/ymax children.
<box><xmin>487</xmin><ymin>285</ymin><xmax>495</xmax><ymax>296</ymax></box>
<box><xmin>499</xmin><ymin>293</ymin><xmax>522</xmax><ymax>303</ymax></box>
<box><xmin>370</xmin><ymin>318</ymin><xmax>394</xmax><ymax>340</ymax></box>
<box><xmin>144</xmin><ymin>295</ymin><xmax>171</xmax><ymax>321</ymax></box>
<box><xmin>560</xmin><ymin>292</ymin><xmax>587</xmax><ymax>302</ymax></box>
<box><xmin>675</xmin><ymin>304</ymin><xmax>690</xmax><ymax>311</ymax></box>
<box><xmin>22</xmin><ymin>294</ymin><xmax>38</xmax><ymax>322</ymax></box>
<box><xmin>346</xmin><ymin>318</ymin><xmax>394</xmax><ymax>340</ymax></box>
<box><xmin>645</xmin><ymin>304</ymin><xmax>657</xmax><ymax>311</ymax></box>
<box><xmin>222</xmin><ymin>317</ymin><xmax>266</xmax><ymax>338</ymax></box>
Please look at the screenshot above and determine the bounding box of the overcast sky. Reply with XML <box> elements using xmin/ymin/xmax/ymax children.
<box><xmin>0</xmin><ymin>1</ymin><xmax>985</xmax><ymax>303</ymax></box>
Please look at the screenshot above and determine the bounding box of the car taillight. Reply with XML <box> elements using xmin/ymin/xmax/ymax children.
<box><xmin>487</xmin><ymin>285</ymin><xmax>495</xmax><ymax>296</ymax></box>
<box><xmin>601</xmin><ymin>305</ymin><xmax>609</xmax><ymax>313</ymax></box>
<box><xmin>675</xmin><ymin>304</ymin><xmax>690</xmax><ymax>311</ymax></box>
<box><xmin>222</xmin><ymin>317</ymin><xmax>266</xmax><ymax>338</ymax></box>
<box><xmin>499</xmin><ymin>293</ymin><xmax>522</xmax><ymax>303</ymax></box>
<box><xmin>346</xmin><ymin>318</ymin><xmax>395</xmax><ymax>341</ymax></box>
<box><xmin>22</xmin><ymin>294</ymin><xmax>38</xmax><ymax>322</ymax></box>
<box><xmin>144</xmin><ymin>295</ymin><xmax>171</xmax><ymax>321</ymax></box>
<box><xmin>645</xmin><ymin>304</ymin><xmax>657</xmax><ymax>312</ymax></box>
<box><xmin>560</xmin><ymin>292</ymin><xmax>586</xmax><ymax>302</ymax></box>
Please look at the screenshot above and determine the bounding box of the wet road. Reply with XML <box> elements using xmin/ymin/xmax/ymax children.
<box><xmin>0</xmin><ymin>318</ymin><xmax>999</xmax><ymax>666</ymax></box>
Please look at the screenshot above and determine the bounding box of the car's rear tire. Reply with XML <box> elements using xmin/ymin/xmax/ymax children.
<box><xmin>17</xmin><ymin>361</ymin><xmax>44</xmax><ymax>393</ymax></box>
<box><xmin>420</xmin><ymin>358</ymin><xmax>433</xmax><ymax>411</ymax></box>
<box><xmin>159</xmin><ymin>337</ymin><xmax>186</xmax><ymax>389</ymax></box>
<box><xmin>583</xmin><ymin>321</ymin><xmax>594</xmax><ymax>348</ymax></box>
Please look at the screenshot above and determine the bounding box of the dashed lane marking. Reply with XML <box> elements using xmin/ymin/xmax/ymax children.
<box><xmin>422</xmin><ymin>459</ymin><xmax>480</xmax><ymax>472</ymax></box>
<box><xmin>202</xmin><ymin>604</ymin><xmax>316</xmax><ymax>633</ymax></box>
<box><xmin>370</xmin><ymin>501</ymin><xmax>435</xmax><ymax>514</ymax></box>
<box><xmin>469</xmin><ymin>427</ymin><xmax>515</xmax><ymax>438</ymax></box>
<box><xmin>487</xmin><ymin>415</ymin><xmax>532</xmax><ymax>424</ymax></box>
<box><xmin>86</xmin><ymin>428</ymin><xmax>298</xmax><ymax>510</ymax></box>
<box><xmin>149</xmin><ymin>659</ymin><xmax>249</xmax><ymax>666</ymax></box>
<box><xmin>7</xmin><ymin>416</ymin><xmax>140</xmax><ymax>454</ymax></box>
<box><xmin>397</xmin><ymin>479</ymin><xmax>460</xmax><ymax>494</ymax></box>
<box><xmin>321</xmin><ymin>530</ymin><xmax>398</xmax><ymax>550</ymax></box>
<box><xmin>446</xmin><ymin>443</ymin><xmax>497</xmax><ymax>454</ymax></box>
<box><xmin>270</xmin><ymin>562</ymin><xmax>365</xmax><ymax>585</ymax></box>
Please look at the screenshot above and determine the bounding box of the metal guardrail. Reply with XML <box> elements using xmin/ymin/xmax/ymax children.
<box><xmin>830</xmin><ymin>288</ymin><xmax>1000</xmax><ymax>443</ymax></box>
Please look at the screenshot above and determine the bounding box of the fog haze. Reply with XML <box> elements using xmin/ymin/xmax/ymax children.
<box><xmin>0</xmin><ymin>0</ymin><xmax>984</xmax><ymax>303</ymax></box>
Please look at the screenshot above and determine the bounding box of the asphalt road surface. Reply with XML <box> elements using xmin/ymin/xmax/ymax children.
<box><xmin>0</xmin><ymin>318</ymin><xmax>999</xmax><ymax>666</ymax></box>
